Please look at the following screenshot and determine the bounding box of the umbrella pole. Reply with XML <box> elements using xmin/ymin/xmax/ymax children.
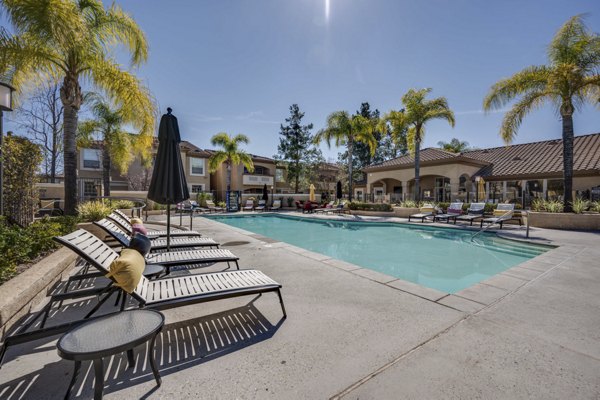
<box><xmin>166</xmin><ymin>203</ymin><xmax>171</xmax><ymax>252</ymax></box>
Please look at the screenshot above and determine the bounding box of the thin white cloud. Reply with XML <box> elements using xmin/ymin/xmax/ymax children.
<box><xmin>454</xmin><ymin>108</ymin><xmax>510</xmax><ymax>116</ymax></box>
<box><xmin>235</xmin><ymin>110</ymin><xmax>279</xmax><ymax>124</ymax></box>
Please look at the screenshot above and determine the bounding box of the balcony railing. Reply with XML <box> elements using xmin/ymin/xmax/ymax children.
<box><xmin>242</xmin><ymin>174</ymin><xmax>273</xmax><ymax>186</ymax></box>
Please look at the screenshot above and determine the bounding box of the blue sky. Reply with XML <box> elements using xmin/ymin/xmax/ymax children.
<box><xmin>5</xmin><ymin>1</ymin><xmax>600</xmax><ymax>160</ymax></box>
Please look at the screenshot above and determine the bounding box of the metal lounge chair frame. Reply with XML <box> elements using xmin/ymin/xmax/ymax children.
<box><xmin>0</xmin><ymin>231</ymin><xmax>285</xmax><ymax>367</ymax></box>
<box><xmin>108</xmin><ymin>210</ymin><xmax>202</xmax><ymax>239</ymax></box>
<box><xmin>270</xmin><ymin>199</ymin><xmax>282</xmax><ymax>211</ymax></box>
<box><xmin>95</xmin><ymin>219</ymin><xmax>220</xmax><ymax>251</ymax></box>
<box><xmin>408</xmin><ymin>204</ymin><xmax>435</xmax><ymax>222</ymax></box>
<box><xmin>433</xmin><ymin>202</ymin><xmax>464</xmax><ymax>224</ymax></box>
<box><xmin>480</xmin><ymin>204</ymin><xmax>515</xmax><ymax>229</ymax></box>
<box><xmin>205</xmin><ymin>200</ymin><xmax>225</xmax><ymax>213</ymax></box>
<box><xmin>242</xmin><ymin>200</ymin><xmax>255</xmax><ymax>211</ymax></box>
<box><xmin>255</xmin><ymin>200</ymin><xmax>267</xmax><ymax>212</ymax></box>
<box><xmin>455</xmin><ymin>203</ymin><xmax>486</xmax><ymax>226</ymax></box>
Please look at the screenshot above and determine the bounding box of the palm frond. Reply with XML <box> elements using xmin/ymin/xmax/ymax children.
<box><xmin>499</xmin><ymin>90</ymin><xmax>549</xmax><ymax>143</ymax></box>
<box><xmin>208</xmin><ymin>151</ymin><xmax>228</xmax><ymax>173</ymax></box>
<box><xmin>210</xmin><ymin>132</ymin><xmax>230</xmax><ymax>147</ymax></box>
<box><xmin>483</xmin><ymin>65</ymin><xmax>551</xmax><ymax>111</ymax></box>
<box><xmin>95</xmin><ymin>2</ymin><xmax>148</xmax><ymax>65</ymax></box>
<box><xmin>238</xmin><ymin>152</ymin><xmax>254</xmax><ymax>173</ymax></box>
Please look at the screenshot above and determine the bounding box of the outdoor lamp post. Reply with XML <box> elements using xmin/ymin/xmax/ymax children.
<box><xmin>0</xmin><ymin>82</ymin><xmax>15</xmax><ymax>217</ymax></box>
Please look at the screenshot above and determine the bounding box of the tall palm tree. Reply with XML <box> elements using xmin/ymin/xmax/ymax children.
<box><xmin>314</xmin><ymin>111</ymin><xmax>377</xmax><ymax>201</ymax></box>
<box><xmin>437</xmin><ymin>138</ymin><xmax>471</xmax><ymax>153</ymax></box>
<box><xmin>0</xmin><ymin>0</ymin><xmax>155</xmax><ymax>215</ymax></box>
<box><xmin>208</xmin><ymin>133</ymin><xmax>254</xmax><ymax>211</ymax></box>
<box><xmin>483</xmin><ymin>15</ymin><xmax>600</xmax><ymax>212</ymax></box>
<box><xmin>78</xmin><ymin>95</ymin><xmax>151</xmax><ymax>196</ymax></box>
<box><xmin>400</xmin><ymin>88</ymin><xmax>455</xmax><ymax>201</ymax></box>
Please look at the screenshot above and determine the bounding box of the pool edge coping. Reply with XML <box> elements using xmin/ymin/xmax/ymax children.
<box><xmin>201</xmin><ymin>212</ymin><xmax>577</xmax><ymax>313</ymax></box>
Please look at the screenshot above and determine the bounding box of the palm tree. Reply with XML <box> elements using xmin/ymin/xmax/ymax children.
<box><xmin>208</xmin><ymin>133</ymin><xmax>254</xmax><ymax>211</ymax></box>
<box><xmin>314</xmin><ymin>111</ymin><xmax>377</xmax><ymax>201</ymax></box>
<box><xmin>399</xmin><ymin>89</ymin><xmax>455</xmax><ymax>201</ymax></box>
<box><xmin>78</xmin><ymin>95</ymin><xmax>151</xmax><ymax>196</ymax></box>
<box><xmin>0</xmin><ymin>0</ymin><xmax>155</xmax><ymax>215</ymax></box>
<box><xmin>437</xmin><ymin>138</ymin><xmax>471</xmax><ymax>153</ymax></box>
<box><xmin>483</xmin><ymin>15</ymin><xmax>600</xmax><ymax>212</ymax></box>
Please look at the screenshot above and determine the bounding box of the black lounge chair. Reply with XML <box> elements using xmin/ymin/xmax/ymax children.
<box><xmin>408</xmin><ymin>204</ymin><xmax>435</xmax><ymax>222</ymax></box>
<box><xmin>433</xmin><ymin>202</ymin><xmax>463</xmax><ymax>224</ymax></box>
<box><xmin>455</xmin><ymin>202</ymin><xmax>486</xmax><ymax>226</ymax></box>
<box><xmin>108</xmin><ymin>210</ymin><xmax>202</xmax><ymax>238</ymax></box>
<box><xmin>95</xmin><ymin>219</ymin><xmax>219</xmax><ymax>251</ymax></box>
<box><xmin>480</xmin><ymin>204</ymin><xmax>515</xmax><ymax>229</ymax></box>
<box><xmin>205</xmin><ymin>200</ymin><xmax>225</xmax><ymax>213</ymax></box>
<box><xmin>0</xmin><ymin>231</ymin><xmax>285</xmax><ymax>367</ymax></box>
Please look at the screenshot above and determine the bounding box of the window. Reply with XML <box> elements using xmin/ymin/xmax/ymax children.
<box><xmin>83</xmin><ymin>181</ymin><xmax>98</xmax><ymax>197</ymax></box>
<box><xmin>191</xmin><ymin>184</ymin><xmax>204</xmax><ymax>193</ymax></box>
<box><xmin>245</xmin><ymin>165</ymin><xmax>269</xmax><ymax>175</ymax></box>
<box><xmin>82</xmin><ymin>149</ymin><xmax>100</xmax><ymax>169</ymax></box>
<box><xmin>190</xmin><ymin>158</ymin><xmax>204</xmax><ymax>175</ymax></box>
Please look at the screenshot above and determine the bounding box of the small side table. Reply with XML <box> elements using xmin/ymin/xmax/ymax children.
<box><xmin>57</xmin><ymin>309</ymin><xmax>164</xmax><ymax>400</ymax></box>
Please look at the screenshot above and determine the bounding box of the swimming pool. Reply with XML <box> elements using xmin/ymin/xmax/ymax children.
<box><xmin>206</xmin><ymin>214</ymin><xmax>550</xmax><ymax>293</ymax></box>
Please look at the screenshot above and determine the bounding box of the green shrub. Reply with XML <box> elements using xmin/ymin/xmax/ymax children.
<box><xmin>217</xmin><ymin>201</ymin><xmax>226</xmax><ymax>208</ymax></box>
<box><xmin>0</xmin><ymin>216</ymin><xmax>78</xmax><ymax>284</ymax></box>
<box><xmin>77</xmin><ymin>201</ymin><xmax>113</xmax><ymax>222</ymax></box>
<box><xmin>111</xmin><ymin>199</ymin><xmax>135</xmax><ymax>209</ymax></box>
<box><xmin>287</xmin><ymin>197</ymin><xmax>294</xmax><ymax>207</ymax></box>
<box><xmin>348</xmin><ymin>202</ymin><xmax>393</xmax><ymax>211</ymax></box>
<box><xmin>570</xmin><ymin>197</ymin><xmax>589</xmax><ymax>214</ymax></box>
<box><xmin>196</xmin><ymin>192</ymin><xmax>211</xmax><ymax>207</ymax></box>
<box><xmin>545</xmin><ymin>200</ymin><xmax>564</xmax><ymax>213</ymax></box>
<box><xmin>400</xmin><ymin>200</ymin><xmax>419</xmax><ymax>208</ymax></box>
<box><xmin>591</xmin><ymin>201</ymin><xmax>600</xmax><ymax>213</ymax></box>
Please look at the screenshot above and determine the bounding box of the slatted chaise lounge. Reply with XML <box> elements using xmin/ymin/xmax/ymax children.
<box><xmin>108</xmin><ymin>210</ymin><xmax>202</xmax><ymax>238</ymax></box>
<box><xmin>270</xmin><ymin>199</ymin><xmax>281</xmax><ymax>211</ymax></box>
<box><xmin>0</xmin><ymin>231</ymin><xmax>285</xmax><ymax>367</ymax></box>
<box><xmin>455</xmin><ymin>202</ymin><xmax>486</xmax><ymax>226</ymax></box>
<box><xmin>255</xmin><ymin>200</ymin><xmax>267</xmax><ymax>212</ymax></box>
<box><xmin>408</xmin><ymin>204</ymin><xmax>435</xmax><ymax>222</ymax></box>
<box><xmin>205</xmin><ymin>200</ymin><xmax>225</xmax><ymax>213</ymax></box>
<box><xmin>95</xmin><ymin>219</ymin><xmax>219</xmax><ymax>251</ymax></box>
<box><xmin>433</xmin><ymin>202</ymin><xmax>464</xmax><ymax>224</ymax></box>
<box><xmin>74</xmin><ymin>228</ymin><xmax>238</xmax><ymax>274</ymax></box>
<box><xmin>480</xmin><ymin>203</ymin><xmax>515</xmax><ymax>229</ymax></box>
<box><xmin>56</xmin><ymin>229</ymin><xmax>285</xmax><ymax>320</ymax></box>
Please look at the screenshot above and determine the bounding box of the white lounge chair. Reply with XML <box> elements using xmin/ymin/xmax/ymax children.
<box><xmin>455</xmin><ymin>203</ymin><xmax>486</xmax><ymax>225</ymax></box>
<box><xmin>480</xmin><ymin>203</ymin><xmax>515</xmax><ymax>229</ymax></box>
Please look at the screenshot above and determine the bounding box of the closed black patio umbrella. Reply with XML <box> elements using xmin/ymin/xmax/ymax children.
<box><xmin>336</xmin><ymin>180</ymin><xmax>343</xmax><ymax>201</ymax></box>
<box><xmin>147</xmin><ymin>108</ymin><xmax>189</xmax><ymax>251</ymax></box>
<box><xmin>262</xmin><ymin>184</ymin><xmax>268</xmax><ymax>202</ymax></box>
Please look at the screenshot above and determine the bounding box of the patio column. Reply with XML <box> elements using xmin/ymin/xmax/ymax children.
<box><xmin>450</xmin><ymin>179</ymin><xmax>460</xmax><ymax>202</ymax></box>
<box><xmin>502</xmin><ymin>181</ymin><xmax>507</xmax><ymax>202</ymax></box>
<box><xmin>543</xmin><ymin>179</ymin><xmax>548</xmax><ymax>199</ymax></box>
<box><xmin>402</xmin><ymin>181</ymin><xmax>408</xmax><ymax>202</ymax></box>
<box><xmin>485</xmin><ymin>181</ymin><xmax>489</xmax><ymax>201</ymax></box>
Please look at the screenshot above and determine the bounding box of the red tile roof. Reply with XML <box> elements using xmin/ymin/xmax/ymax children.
<box><xmin>365</xmin><ymin>133</ymin><xmax>600</xmax><ymax>179</ymax></box>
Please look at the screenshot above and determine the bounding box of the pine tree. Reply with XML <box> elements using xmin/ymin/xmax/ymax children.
<box><xmin>275</xmin><ymin>104</ymin><xmax>322</xmax><ymax>193</ymax></box>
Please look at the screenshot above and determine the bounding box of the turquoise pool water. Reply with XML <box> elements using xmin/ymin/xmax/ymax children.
<box><xmin>207</xmin><ymin>214</ymin><xmax>550</xmax><ymax>293</ymax></box>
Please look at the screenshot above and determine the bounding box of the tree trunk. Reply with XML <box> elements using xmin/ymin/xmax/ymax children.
<box><xmin>60</xmin><ymin>74</ymin><xmax>82</xmax><ymax>215</ymax></box>
<box><xmin>294</xmin><ymin>161</ymin><xmax>299</xmax><ymax>194</ymax></box>
<box><xmin>561</xmin><ymin>113</ymin><xmax>574</xmax><ymax>213</ymax></box>
<box><xmin>226</xmin><ymin>161</ymin><xmax>231</xmax><ymax>210</ymax></box>
<box><xmin>348</xmin><ymin>137</ymin><xmax>353</xmax><ymax>202</ymax></box>
<box><xmin>102</xmin><ymin>145</ymin><xmax>111</xmax><ymax>196</ymax></box>
<box><xmin>414</xmin><ymin>132</ymin><xmax>421</xmax><ymax>202</ymax></box>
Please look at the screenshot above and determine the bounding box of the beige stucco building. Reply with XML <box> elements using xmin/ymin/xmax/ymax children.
<box><xmin>364</xmin><ymin>133</ymin><xmax>600</xmax><ymax>205</ymax></box>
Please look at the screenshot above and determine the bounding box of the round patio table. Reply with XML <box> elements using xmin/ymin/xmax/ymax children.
<box><xmin>57</xmin><ymin>309</ymin><xmax>164</xmax><ymax>400</ymax></box>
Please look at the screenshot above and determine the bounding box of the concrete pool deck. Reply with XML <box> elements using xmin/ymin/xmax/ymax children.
<box><xmin>0</xmin><ymin>212</ymin><xmax>598</xmax><ymax>399</ymax></box>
